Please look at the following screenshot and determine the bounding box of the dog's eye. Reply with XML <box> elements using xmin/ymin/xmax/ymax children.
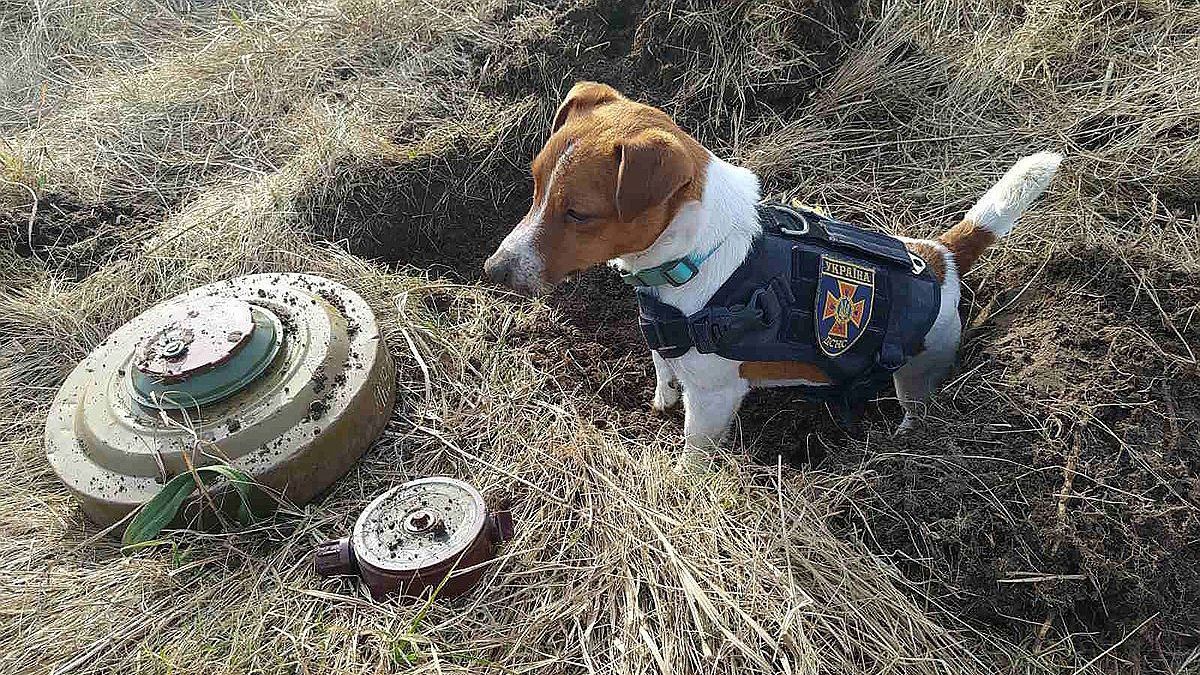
<box><xmin>564</xmin><ymin>209</ymin><xmax>590</xmax><ymax>224</ymax></box>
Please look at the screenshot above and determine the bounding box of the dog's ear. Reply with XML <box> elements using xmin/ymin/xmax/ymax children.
<box><xmin>551</xmin><ymin>82</ymin><xmax>623</xmax><ymax>134</ymax></box>
<box><xmin>614</xmin><ymin>128</ymin><xmax>695</xmax><ymax>222</ymax></box>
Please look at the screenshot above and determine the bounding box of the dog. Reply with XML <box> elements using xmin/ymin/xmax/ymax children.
<box><xmin>485</xmin><ymin>81</ymin><xmax>1061</xmax><ymax>459</ymax></box>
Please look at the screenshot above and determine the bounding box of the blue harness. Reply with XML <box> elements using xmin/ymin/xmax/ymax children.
<box><xmin>633</xmin><ymin>202</ymin><xmax>941</xmax><ymax>404</ymax></box>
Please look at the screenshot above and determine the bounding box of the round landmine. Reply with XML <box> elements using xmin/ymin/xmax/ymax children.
<box><xmin>44</xmin><ymin>273</ymin><xmax>396</xmax><ymax>530</ymax></box>
<box><xmin>314</xmin><ymin>478</ymin><xmax>514</xmax><ymax>601</ymax></box>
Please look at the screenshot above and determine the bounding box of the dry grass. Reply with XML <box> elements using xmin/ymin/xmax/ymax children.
<box><xmin>2</xmin><ymin>0</ymin><xmax>1199</xmax><ymax>673</ymax></box>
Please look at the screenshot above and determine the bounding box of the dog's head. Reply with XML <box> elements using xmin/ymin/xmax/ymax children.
<box><xmin>484</xmin><ymin>82</ymin><xmax>707</xmax><ymax>296</ymax></box>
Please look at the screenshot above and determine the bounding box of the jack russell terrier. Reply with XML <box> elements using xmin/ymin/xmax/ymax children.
<box><xmin>485</xmin><ymin>82</ymin><xmax>1062</xmax><ymax>459</ymax></box>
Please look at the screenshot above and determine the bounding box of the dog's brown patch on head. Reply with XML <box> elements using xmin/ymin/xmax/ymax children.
<box><xmin>519</xmin><ymin>82</ymin><xmax>711</xmax><ymax>286</ymax></box>
<box><xmin>938</xmin><ymin>219</ymin><xmax>997</xmax><ymax>274</ymax></box>
<box><xmin>739</xmin><ymin>361</ymin><xmax>832</xmax><ymax>384</ymax></box>
<box><xmin>904</xmin><ymin>241</ymin><xmax>947</xmax><ymax>282</ymax></box>
<box><xmin>551</xmin><ymin>82</ymin><xmax>623</xmax><ymax>134</ymax></box>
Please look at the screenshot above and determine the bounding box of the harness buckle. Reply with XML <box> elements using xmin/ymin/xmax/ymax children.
<box><xmin>639</xmin><ymin>316</ymin><xmax>666</xmax><ymax>351</ymax></box>
<box><xmin>690</xmin><ymin>286</ymin><xmax>781</xmax><ymax>353</ymax></box>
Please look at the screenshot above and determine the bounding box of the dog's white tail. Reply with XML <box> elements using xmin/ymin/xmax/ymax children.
<box><xmin>940</xmin><ymin>152</ymin><xmax>1063</xmax><ymax>274</ymax></box>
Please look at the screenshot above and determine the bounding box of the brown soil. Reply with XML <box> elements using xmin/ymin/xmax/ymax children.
<box><xmin>1</xmin><ymin>193</ymin><xmax>160</xmax><ymax>280</ymax></box>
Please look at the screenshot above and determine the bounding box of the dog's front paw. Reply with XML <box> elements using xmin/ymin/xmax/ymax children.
<box><xmin>894</xmin><ymin>414</ymin><xmax>919</xmax><ymax>437</ymax></box>
<box><xmin>673</xmin><ymin>447</ymin><xmax>716</xmax><ymax>475</ymax></box>
<box><xmin>652</xmin><ymin>381</ymin><xmax>681</xmax><ymax>412</ymax></box>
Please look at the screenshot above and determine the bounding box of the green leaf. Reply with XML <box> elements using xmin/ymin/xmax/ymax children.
<box><xmin>195</xmin><ymin>465</ymin><xmax>260</xmax><ymax>525</ymax></box>
<box><xmin>122</xmin><ymin>465</ymin><xmax>262</xmax><ymax>548</ymax></box>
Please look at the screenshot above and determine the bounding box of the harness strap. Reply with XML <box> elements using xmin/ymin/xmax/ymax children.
<box><xmin>638</xmin><ymin>313</ymin><xmax>691</xmax><ymax>358</ymax></box>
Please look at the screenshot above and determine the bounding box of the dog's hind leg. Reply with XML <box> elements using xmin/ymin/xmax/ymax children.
<box><xmin>894</xmin><ymin>242</ymin><xmax>962</xmax><ymax>433</ymax></box>
<box><xmin>894</xmin><ymin>152</ymin><xmax>1061</xmax><ymax>433</ymax></box>
<box><xmin>893</xmin><ymin>329</ymin><xmax>958</xmax><ymax>432</ymax></box>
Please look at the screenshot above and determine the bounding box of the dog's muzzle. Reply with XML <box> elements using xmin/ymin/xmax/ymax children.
<box><xmin>483</xmin><ymin>248</ymin><xmax>518</xmax><ymax>288</ymax></box>
<box><xmin>484</xmin><ymin>244</ymin><xmax>547</xmax><ymax>297</ymax></box>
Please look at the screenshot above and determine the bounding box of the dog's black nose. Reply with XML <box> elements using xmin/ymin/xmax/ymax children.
<box><xmin>483</xmin><ymin>251</ymin><xmax>514</xmax><ymax>287</ymax></box>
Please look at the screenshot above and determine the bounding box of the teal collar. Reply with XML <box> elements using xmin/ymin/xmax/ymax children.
<box><xmin>619</xmin><ymin>243</ymin><xmax>722</xmax><ymax>288</ymax></box>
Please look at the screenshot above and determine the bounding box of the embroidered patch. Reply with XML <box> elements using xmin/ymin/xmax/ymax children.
<box><xmin>816</xmin><ymin>256</ymin><xmax>875</xmax><ymax>357</ymax></box>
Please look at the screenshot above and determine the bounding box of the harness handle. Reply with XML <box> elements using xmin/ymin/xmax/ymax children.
<box><xmin>772</xmin><ymin>203</ymin><xmax>811</xmax><ymax>237</ymax></box>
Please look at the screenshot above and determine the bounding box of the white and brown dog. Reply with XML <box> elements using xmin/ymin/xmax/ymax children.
<box><xmin>485</xmin><ymin>82</ymin><xmax>1061</xmax><ymax>458</ymax></box>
